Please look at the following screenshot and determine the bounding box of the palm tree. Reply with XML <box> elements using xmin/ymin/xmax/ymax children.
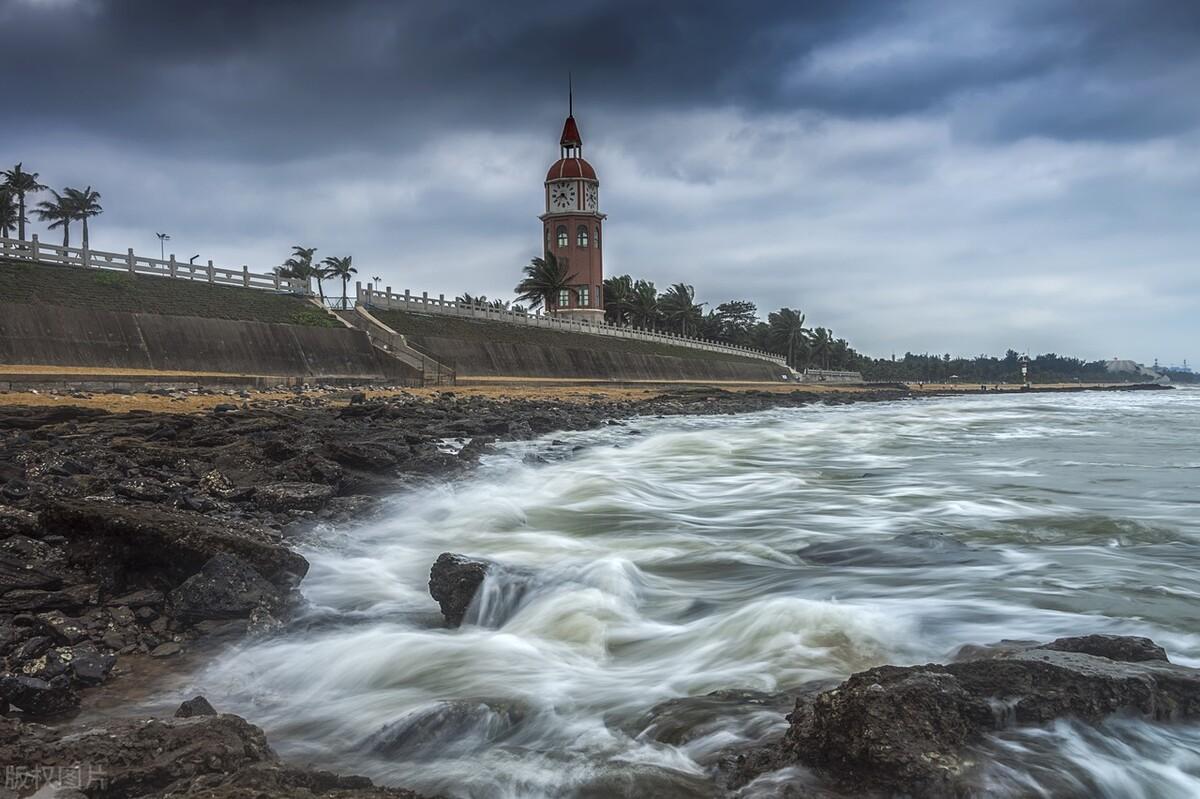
<box><xmin>768</xmin><ymin>308</ymin><xmax>809</xmax><ymax>369</ymax></box>
<box><xmin>278</xmin><ymin>245</ymin><xmax>324</xmax><ymax>299</ymax></box>
<box><xmin>63</xmin><ymin>186</ymin><xmax>102</xmax><ymax>249</ymax></box>
<box><xmin>629</xmin><ymin>279</ymin><xmax>660</xmax><ymax>329</ymax></box>
<box><xmin>1</xmin><ymin>163</ymin><xmax>46</xmax><ymax>241</ymax></box>
<box><xmin>810</xmin><ymin>327</ymin><xmax>834</xmax><ymax>369</ymax></box>
<box><xmin>514</xmin><ymin>250</ymin><xmax>574</xmax><ymax>311</ymax></box>
<box><xmin>0</xmin><ymin>190</ymin><xmax>19</xmax><ymax>240</ymax></box>
<box><xmin>603</xmin><ymin>274</ymin><xmax>635</xmax><ymax>324</ymax></box>
<box><xmin>456</xmin><ymin>292</ymin><xmax>487</xmax><ymax>306</ymax></box>
<box><xmin>658</xmin><ymin>282</ymin><xmax>705</xmax><ymax>337</ymax></box>
<box><xmin>321</xmin><ymin>255</ymin><xmax>357</xmax><ymax>308</ymax></box>
<box><xmin>34</xmin><ymin>190</ymin><xmax>74</xmax><ymax>247</ymax></box>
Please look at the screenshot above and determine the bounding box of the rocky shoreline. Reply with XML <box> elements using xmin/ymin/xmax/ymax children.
<box><xmin>0</xmin><ymin>382</ymin><xmax>1178</xmax><ymax>797</ymax></box>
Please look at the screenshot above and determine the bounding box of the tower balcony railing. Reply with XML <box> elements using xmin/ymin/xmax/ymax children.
<box><xmin>355</xmin><ymin>283</ymin><xmax>790</xmax><ymax>368</ymax></box>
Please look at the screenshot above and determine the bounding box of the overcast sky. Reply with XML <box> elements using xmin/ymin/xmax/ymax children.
<box><xmin>3</xmin><ymin>0</ymin><xmax>1197</xmax><ymax>364</ymax></box>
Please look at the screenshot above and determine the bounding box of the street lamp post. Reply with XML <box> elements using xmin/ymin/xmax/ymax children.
<box><xmin>156</xmin><ymin>232</ymin><xmax>170</xmax><ymax>261</ymax></box>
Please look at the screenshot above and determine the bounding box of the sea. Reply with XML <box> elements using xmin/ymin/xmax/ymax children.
<box><xmin>154</xmin><ymin>387</ymin><xmax>1200</xmax><ymax>798</ymax></box>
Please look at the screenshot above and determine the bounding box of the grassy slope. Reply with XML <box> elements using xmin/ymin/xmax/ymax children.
<box><xmin>374</xmin><ymin>308</ymin><xmax>768</xmax><ymax>365</ymax></box>
<box><xmin>0</xmin><ymin>258</ymin><xmax>338</xmax><ymax>327</ymax></box>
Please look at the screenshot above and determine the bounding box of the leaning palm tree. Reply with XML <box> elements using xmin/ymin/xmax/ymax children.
<box><xmin>34</xmin><ymin>190</ymin><xmax>74</xmax><ymax>247</ymax></box>
<box><xmin>810</xmin><ymin>327</ymin><xmax>834</xmax><ymax>369</ymax></box>
<box><xmin>63</xmin><ymin>186</ymin><xmax>102</xmax><ymax>249</ymax></box>
<box><xmin>0</xmin><ymin>190</ymin><xmax>19</xmax><ymax>239</ymax></box>
<box><xmin>603</xmin><ymin>274</ymin><xmax>635</xmax><ymax>324</ymax></box>
<box><xmin>630</xmin><ymin>279</ymin><xmax>660</xmax><ymax>329</ymax></box>
<box><xmin>279</xmin><ymin>245</ymin><xmax>324</xmax><ymax>299</ymax></box>
<box><xmin>321</xmin><ymin>255</ymin><xmax>357</xmax><ymax>309</ymax></box>
<box><xmin>658</xmin><ymin>282</ymin><xmax>705</xmax><ymax>337</ymax></box>
<box><xmin>514</xmin><ymin>250</ymin><xmax>574</xmax><ymax>311</ymax></box>
<box><xmin>2</xmin><ymin>163</ymin><xmax>46</xmax><ymax>241</ymax></box>
<box><xmin>767</xmin><ymin>308</ymin><xmax>809</xmax><ymax>369</ymax></box>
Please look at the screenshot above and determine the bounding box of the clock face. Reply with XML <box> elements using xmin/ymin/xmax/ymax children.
<box><xmin>584</xmin><ymin>183</ymin><xmax>598</xmax><ymax>211</ymax></box>
<box><xmin>550</xmin><ymin>181</ymin><xmax>577</xmax><ymax>211</ymax></box>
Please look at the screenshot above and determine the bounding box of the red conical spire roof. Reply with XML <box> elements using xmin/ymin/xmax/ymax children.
<box><xmin>560</xmin><ymin>115</ymin><xmax>582</xmax><ymax>148</ymax></box>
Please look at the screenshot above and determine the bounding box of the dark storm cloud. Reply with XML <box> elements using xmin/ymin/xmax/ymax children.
<box><xmin>8</xmin><ymin>0</ymin><xmax>1197</xmax><ymax>158</ymax></box>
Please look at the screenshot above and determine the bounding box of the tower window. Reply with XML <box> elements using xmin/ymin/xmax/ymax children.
<box><xmin>558</xmin><ymin>288</ymin><xmax>570</xmax><ymax>308</ymax></box>
<box><xmin>595</xmin><ymin>225</ymin><xmax>601</xmax><ymax>249</ymax></box>
<box><xmin>577</xmin><ymin>225</ymin><xmax>589</xmax><ymax>248</ymax></box>
<box><xmin>556</xmin><ymin>226</ymin><xmax>568</xmax><ymax>248</ymax></box>
<box><xmin>578</xmin><ymin>286</ymin><xmax>590</xmax><ymax>307</ymax></box>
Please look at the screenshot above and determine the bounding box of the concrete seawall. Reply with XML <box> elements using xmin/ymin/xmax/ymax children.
<box><xmin>401</xmin><ymin>333</ymin><xmax>786</xmax><ymax>382</ymax></box>
<box><xmin>0</xmin><ymin>302</ymin><xmax>419</xmax><ymax>383</ymax></box>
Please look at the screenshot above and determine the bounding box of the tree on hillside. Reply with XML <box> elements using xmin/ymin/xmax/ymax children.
<box><xmin>715</xmin><ymin>300</ymin><xmax>758</xmax><ymax>343</ymax></box>
<box><xmin>63</xmin><ymin>186</ymin><xmax>102</xmax><ymax>249</ymax></box>
<box><xmin>322</xmin><ymin>255</ymin><xmax>357</xmax><ymax>309</ymax></box>
<box><xmin>603</xmin><ymin>274</ymin><xmax>635</xmax><ymax>324</ymax></box>
<box><xmin>1</xmin><ymin>163</ymin><xmax>46</xmax><ymax>241</ymax></box>
<box><xmin>278</xmin><ymin>245</ymin><xmax>324</xmax><ymax>299</ymax></box>
<box><xmin>515</xmin><ymin>250</ymin><xmax>574</xmax><ymax>311</ymax></box>
<box><xmin>658</xmin><ymin>282</ymin><xmax>705</xmax><ymax>337</ymax></box>
<box><xmin>34</xmin><ymin>190</ymin><xmax>74</xmax><ymax>247</ymax></box>
<box><xmin>629</xmin><ymin>279</ymin><xmax>660</xmax><ymax>329</ymax></box>
<box><xmin>0</xmin><ymin>191</ymin><xmax>18</xmax><ymax>239</ymax></box>
<box><xmin>768</xmin><ymin>308</ymin><xmax>808</xmax><ymax>369</ymax></box>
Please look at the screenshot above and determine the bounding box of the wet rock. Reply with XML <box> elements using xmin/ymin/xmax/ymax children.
<box><xmin>753</xmin><ymin>636</ymin><xmax>1200</xmax><ymax>797</ymax></box>
<box><xmin>67</xmin><ymin>644</ymin><xmax>117</xmax><ymax>685</ymax></box>
<box><xmin>635</xmin><ymin>689</ymin><xmax>799</xmax><ymax>748</ymax></box>
<box><xmin>40</xmin><ymin>499</ymin><xmax>308</xmax><ymax>588</ymax></box>
<box><xmin>176</xmin><ymin>694</ymin><xmax>217</xmax><ymax>717</ymax></box>
<box><xmin>324</xmin><ymin>441</ymin><xmax>398</xmax><ymax>472</ymax></box>
<box><xmin>150</xmin><ymin>641</ymin><xmax>182</xmax><ymax>658</ymax></box>
<box><xmin>36</xmin><ymin>611</ymin><xmax>89</xmax><ymax>644</ymax></box>
<box><xmin>255</xmin><ymin>481</ymin><xmax>336</xmax><ymax>512</ymax></box>
<box><xmin>169</xmin><ymin>553</ymin><xmax>283</xmax><ymax>623</ymax></box>
<box><xmin>0</xmin><ymin>503</ymin><xmax>38</xmax><ymax>536</ymax></box>
<box><xmin>367</xmin><ymin>699</ymin><xmax>528</xmax><ymax>758</ymax></box>
<box><xmin>0</xmin><ymin>710</ymin><xmax>430</xmax><ymax>798</ymax></box>
<box><xmin>428</xmin><ymin>553</ymin><xmax>490</xmax><ymax>627</ymax></box>
<box><xmin>0</xmin><ymin>583</ymin><xmax>94</xmax><ymax>613</ymax></box>
<box><xmin>0</xmin><ymin>674</ymin><xmax>79</xmax><ymax>716</ymax></box>
<box><xmin>0</xmin><ymin>550</ymin><xmax>63</xmax><ymax>592</ymax></box>
<box><xmin>114</xmin><ymin>477</ymin><xmax>170</xmax><ymax>502</ymax></box>
<box><xmin>1036</xmin><ymin>633</ymin><xmax>1168</xmax><ymax>663</ymax></box>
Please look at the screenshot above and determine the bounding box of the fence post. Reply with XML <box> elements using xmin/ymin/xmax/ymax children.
<box><xmin>125</xmin><ymin>247</ymin><xmax>135</xmax><ymax>274</ymax></box>
<box><xmin>31</xmin><ymin>234</ymin><xmax>39</xmax><ymax>262</ymax></box>
<box><xmin>243</xmin><ymin>265</ymin><xmax>250</xmax><ymax>287</ymax></box>
<box><xmin>274</xmin><ymin>270</ymin><xmax>281</xmax><ymax>290</ymax></box>
<box><xmin>169</xmin><ymin>254</ymin><xmax>177</xmax><ymax>278</ymax></box>
<box><xmin>207</xmin><ymin>260</ymin><xmax>214</xmax><ymax>283</ymax></box>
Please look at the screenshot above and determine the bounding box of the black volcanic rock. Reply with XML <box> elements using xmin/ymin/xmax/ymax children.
<box><xmin>428</xmin><ymin>553</ymin><xmax>490</xmax><ymax>627</ymax></box>
<box><xmin>169</xmin><ymin>553</ymin><xmax>283</xmax><ymax>623</ymax></box>
<box><xmin>732</xmin><ymin>636</ymin><xmax>1200</xmax><ymax>798</ymax></box>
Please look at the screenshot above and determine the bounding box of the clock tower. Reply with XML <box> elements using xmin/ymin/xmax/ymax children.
<box><xmin>540</xmin><ymin>90</ymin><xmax>605</xmax><ymax>323</ymax></box>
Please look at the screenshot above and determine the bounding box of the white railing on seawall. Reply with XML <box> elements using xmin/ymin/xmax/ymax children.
<box><xmin>0</xmin><ymin>234</ymin><xmax>308</xmax><ymax>294</ymax></box>
<box><xmin>357</xmin><ymin>284</ymin><xmax>790</xmax><ymax>367</ymax></box>
<box><xmin>803</xmin><ymin>368</ymin><xmax>864</xmax><ymax>384</ymax></box>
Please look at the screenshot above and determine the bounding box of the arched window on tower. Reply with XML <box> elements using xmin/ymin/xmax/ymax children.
<box><xmin>556</xmin><ymin>226</ymin><xmax>568</xmax><ymax>248</ymax></box>
<box><xmin>577</xmin><ymin>225</ymin><xmax>589</xmax><ymax>248</ymax></box>
<box><xmin>595</xmin><ymin>225</ymin><xmax>601</xmax><ymax>249</ymax></box>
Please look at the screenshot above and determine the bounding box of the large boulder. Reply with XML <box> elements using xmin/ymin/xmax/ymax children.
<box><xmin>761</xmin><ymin>636</ymin><xmax>1200</xmax><ymax>797</ymax></box>
<box><xmin>428</xmin><ymin>553</ymin><xmax>490</xmax><ymax>627</ymax></box>
<box><xmin>169</xmin><ymin>553</ymin><xmax>284</xmax><ymax>623</ymax></box>
<box><xmin>40</xmin><ymin>499</ymin><xmax>308</xmax><ymax>589</ymax></box>
<box><xmin>0</xmin><ymin>713</ymin><xmax>429</xmax><ymax>798</ymax></box>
